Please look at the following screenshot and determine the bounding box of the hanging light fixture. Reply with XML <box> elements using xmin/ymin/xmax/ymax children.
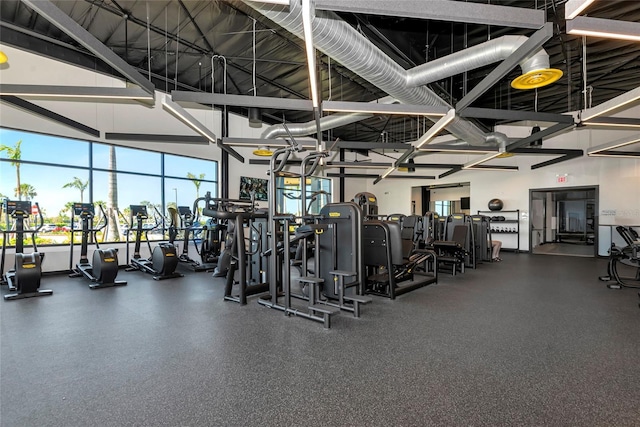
<box><xmin>0</xmin><ymin>51</ymin><xmax>8</xmax><ymax>64</ymax></box>
<box><xmin>248</xmin><ymin>18</ymin><xmax>263</xmax><ymax>128</ymax></box>
<box><xmin>398</xmin><ymin>158</ymin><xmax>416</xmax><ymax>172</ymax></box>
<box><xmin>529</xmin><ymin>125</ymin><xmax>543</xmax><ymax>147</ymax></box>
<box><xmin>253</xmin><ymin>145</ymin><xmax>274</xmax><ymax>156</ymax></box>
<box><xmin>248</xmin><ymin>107</ymin><xmax>263</xmax><ymax>128</ymax></box>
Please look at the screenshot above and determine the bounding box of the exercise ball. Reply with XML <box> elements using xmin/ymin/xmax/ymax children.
<box><xmin>488</xmin><ymin>199</ymin><xmax>504</xmax><ymax>211</ymax></box>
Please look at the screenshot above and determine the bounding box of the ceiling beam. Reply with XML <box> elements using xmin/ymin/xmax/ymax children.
<box><xmin>323</xmin><ymin>101</ymin><xmax>448</xmax><ymax>116</ymax></box>
<box><xmin>506</xmin><ymin>123</ymin><xmax>574</xmax><ymax>152</ymax></box>
<box><xmin>249</xmin><ymin>159</ymin><xmax>303</xmax><ymax>166</ymax></box>
<box><xmin>530</xmin><ymin>151</ymin><xmax>583</xmax><ymax>169</ymax></box>
<box><xmin>162</xmin><ymin>96</ymin><xmax>244</xmax><ymax>163</ymax></box>
<box><xmin>459</xmin><ymin>107</ymin><xmax>575</xmax><ymax>124</ymax></box>
<box><xmin>22</xmin><ymin>0</ymin><xmax>155</xmax><ymax>96</ymax></box>
<box><xmin>172</xmin><ymin>91</ymin><xmax>313</xmax><ymax>111</ymax></box>
<box><xmin>333</xmin><ymin>141</ymin><xmax>412</xmax><ymax>151</ymax></box>
<box><xmin>468</xmin><ymin>165</ymin><xmax>519</xmax><ymax>171</ymax></box>
<box><xmin>105</xmin><ymin>133</ymin><xmax>208</xmax><ymax>144</ymax></box>
<box><xmin>456</xmin><ymin>22</ymin><xmax>554</xmax><ymax>112</ymax></box>
<box><xmin>222</xmin><ymin>137</ymin><xmax>316</xmax><ymax>149</ymax></box>
<box><xmin>0</xmin><ymin>95</ymin><xmax>100</xmax><ymax>137</ymax></box>
<box><xmin>325</xmin><ymin>162</ymin><xmax>393</xmax><ymax>169</ymax></box>
<box><xmin>326</xmin><ymin>173</ymin><xmax>381</xmax><ymax>179</ymax></box>
<box><xmin>588</xmin><ymin>150</ymin><xmax>640</xmax><ymax>158</ymax></box>
<box><xmin>566</xmin><ymin>16</ymin><xmax>640</xmax><ymax>42</ymax></box>
<box><xmin>582</xmin><ymin>116</ymin><xmax>640</xmax><ymax>129</ymax></box>
<box><xmin>580</xmin><ymin>85</ymin><xmax>640</xmax><ymax>121</ymax></box>
<box><xmin>439</xmin><ymin>167</ymin><xmax>463</xmax><ymax>179</ymax></box>
<box><xmin>565</xmin><ymin>0</ymin><xmax>596</xmax><ymax>20</ymax></box>
<box><xmin>512</xmin><ymin>148</ymin><xmax>583</xmax><ymax>156</ymax></box>
<box><xmin>398</xmin><ymin>163</ymin><xmax>461</xmax><ymax>169</ymax></box>
<box><xmin>315</xmin><ymin>0</ymin><xmax>545</xmax><ymax>29</ymax></box>
<box><xmin>418</xmin><ymin>144</ymin><xmax>498</xmax><ymax>153</ymax></box>
<box><xmin>386</xmin><ymin>175</ymin><xmax>436</xmax><ymax>180</ymax></box>
<box><xmin>0</xmin><ymin>84</ymin><xmax>153</xmax><ymax>101</ymax></box>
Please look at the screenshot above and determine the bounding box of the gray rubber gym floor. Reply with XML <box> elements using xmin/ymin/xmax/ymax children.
<box><xmin>1</xmin><ymin>253</ymin><xmax>639</xmax><ymax>426</ymax></box>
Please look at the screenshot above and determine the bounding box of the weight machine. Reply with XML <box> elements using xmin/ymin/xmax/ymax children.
<box><xmin>358</xmin><ymin>197</ymin><xmax>437</xmax><ymax>298</ymax></box>
<box><xmin>258</xmin><ymin>144</ymin><xmax>370</xmax><ymax>328</ymax></box>
<box><xmin>218</xmin><ymin>206</ymin><xmax>270</xmax><ymax>305</ymax></box>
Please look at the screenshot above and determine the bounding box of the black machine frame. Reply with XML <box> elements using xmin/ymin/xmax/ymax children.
<box><xmin>185</xmin><ymin>194</ymin><xmax>225</xmax><ymax>272</ymax></box>
<box><xmin>600</xmin><ymin>226</ymin><xmax>640</xmax><ymax>290</ymax></box>
<box><xmin>1</xmin><ymin>199</ymin><xmax>52</xmax><ymax>300</ymax></box>
<box><xmin>69</xmin><ymin>202</ymin><xmax>127</xmax><ymax>289</ymax></box>
<box><xmin>125</xmin><ymin>205</ymin><xmax>183</xmax><ymax>281</ymax></box>
<box><xmin>259</xmin><ymin>147</ymin><xmax>371</xmax><ymax>328</ymax></box>
<box><xmin>362</xmin><ymin>217</ymin><xmax>438</xmax><ymax>299</ymax></box>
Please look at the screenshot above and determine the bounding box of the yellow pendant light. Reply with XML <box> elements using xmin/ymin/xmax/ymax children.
<box><xmin>0</xmin><ymin>51</ymin><xmax>8</xmax><ymax>64</ymax></box>
<box><xmin>253</xmin><ymin>146</ymin><xmax>274</xmax><ymax>156</ymax></box>
<box><xmin>511</xmin><ymin>68</ymin><xmax>563</xmax><ymax>90</ymax></box>
<box><xmin>497</xmin><ymin>152</ymin><xmax>515</xmax><ymax>158</ymax></box>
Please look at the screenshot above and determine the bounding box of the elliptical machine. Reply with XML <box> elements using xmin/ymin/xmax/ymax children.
<box><xmin>176</xmin><ymin>203</ymin><xmax>221</xmax><ymax>272</ymax></box>
<box><xmin>1</xmin><ymin>199</ymin><xmax>52</xmax><ymax>300</ymax></box>
<box><xmin>126</xmin><ymin>205</ymin><xmax>182</xmax><ymax>280</ymax></box>
<box><xmin>69</xmin><ymin>203</ymin><xmax>126</xmax><ymax>289</ymax></box>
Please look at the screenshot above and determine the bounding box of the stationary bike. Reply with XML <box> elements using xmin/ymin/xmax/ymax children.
<box><xmin>1</xmin><ymin>199</ymin><xmax>52</xmax><ymax>300</ymax></box>
<box><xmin>126</xmin><ymin>205</ymin><xmax>182</xmax><ymax>280</ymax></box>
<box><xmin>69</xmin><ymin>203</ymin><xmax>126</xmax><ymax>289</ymax></box>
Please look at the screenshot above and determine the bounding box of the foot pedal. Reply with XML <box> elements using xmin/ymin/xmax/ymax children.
<box><xmin>308</xmin><ymin>304</ymin><xmax>340</xmax><ymax>315</ymax></box>
<box><xmin>308</xmin><ymin>304</ymin><xmax>340</xmax><ymax>328</ymax></box>
<box><xmin>343</xmin><ymin>294</ymin><xmax>372</xmax><ymax>304</ymax></box>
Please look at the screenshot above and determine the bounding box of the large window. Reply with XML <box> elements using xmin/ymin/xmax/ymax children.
<box><xmin>434</xmin><ymin>200</ymin><xmax>452</xmax><ymax>217</ymax></box>
<box><xmin>0</xmin><ymin>128</ymin><xmax>217</xmax><ymax>246</ymax></box>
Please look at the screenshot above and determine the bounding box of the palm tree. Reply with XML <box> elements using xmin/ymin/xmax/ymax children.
<box><xmin>15</xmin><ymin>183</ymin><xmax>36</xmax><ymax>200</ymax></box>
<box><xmin>106</xmin><ymin>146</ymin><xmax>120</xmax><ymax>241</ymax></box>
<box><xmin>60</xmin><ymin>201</ymin><xmax>75</xmax><ymax>218</ymax></box>
<box><xmin>187</xmin><ymin>172</ymin><xmax>206</xmax><ymax>198</ymax></box>
<box><xmin>62</xmin><ymin>177</ymin><xmax>88</xmax><ymax>203</ymax></box>
<box><xmin>0</xmin><ymin>140</ymin><xmax>22</xmax><ymax>200</ymax></box>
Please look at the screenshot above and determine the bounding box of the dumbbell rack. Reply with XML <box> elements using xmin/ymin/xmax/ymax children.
<box><xmin>478</xmin><ymin>209</ymin><xmax>520</xmax><ymax>253</ymax></box>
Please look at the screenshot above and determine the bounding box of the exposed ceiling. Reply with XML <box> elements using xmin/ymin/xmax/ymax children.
<box><xmin>1</xmin><ymin>0</ymin><xmax>639</xmax><ymax>148</ymax></box>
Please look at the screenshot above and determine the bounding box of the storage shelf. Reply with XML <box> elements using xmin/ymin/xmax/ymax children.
<box><xmin>479</xmin><ymin>209</ymin><xmax>520</xmax><ymax>253</ymax></box>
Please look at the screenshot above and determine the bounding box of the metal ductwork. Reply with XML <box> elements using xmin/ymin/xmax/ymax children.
<box><xmin>261</xmin><ymin>96</ymin><xmax>396</xmax><ymax>139</ymax></box>
<box><xmin>244</xmin><ymin>0</ymin><xmax>487</xmax><ymax>145</ymax></box>
<box><xmin>406</xmin><ymin>36</ymin><xmax>562</xmax><ymax>90</ymax></box>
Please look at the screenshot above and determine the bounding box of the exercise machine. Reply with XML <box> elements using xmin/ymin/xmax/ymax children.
<box><xmin>444</xmin><ymin>213</ymin><xmax>477</xmax><ymax>268</ymax></box>
<box><xmin>69</xmin><ymin>202</ymin><xmax>126</xmax><ymax>289</ymax></box>
<box><xmin>423</xmin><ymin>211</ymin><xmax>441</xmax><ymax>244</ymax></box>
<box><xmin>216</xmin><ymin>203</ymin><xmax>270</xmax><ymax>305</ymax></box>
<box><xmin>432</xmin><ymin>225</ymin><xmax>468</xmax><ymax>275</ymax></box>
<box><xmin>1</xmin><ymin>199</ymin><xmax>52</xmax><ymax>300</ymax></box>
<box><xmin>470</xmin><ymin>214</ymin><xmax>492</xmax><ymax>263</ymax></box>
<box><xmin>600</xmin><ymin>226</ymin><xmax>640</xmax><ymax>290</ymax></box>
<box><xmin>259</xmin><ymin>146</ymin><xmax>371</xmax><ymax>327</ymax></box>
<box><xmin>182</xmin><ymin>195</ymin><xmax>224</xmax><ymax>272</ymax></box>
<box><xmin>165</xmin><ymin>205</ymin><xmax>215</xmax><ymax>272</ymax></box>
<box><xmin>126</xmin><ymin>205</ymin><xmax>183</xmax><ymax>280</ymax></box>
<box><xmin>362</xmin><ymin>214</ymin><xmax>437</xmax><ymax>299</ymax></box>
<box><xmin>353</xmin><ymin>192</ymin><xmax>379</xmax><ymax>220</ymax></box>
